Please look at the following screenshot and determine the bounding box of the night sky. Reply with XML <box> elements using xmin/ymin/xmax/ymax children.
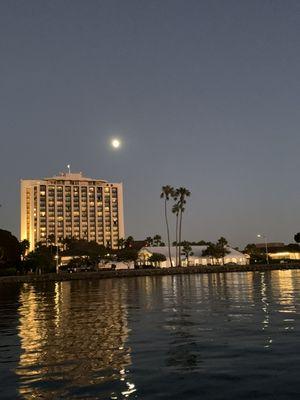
<box><xmin>1</xmin><ymin>0</ymin><xmax>300</xmax><ymax>247</ymax></box>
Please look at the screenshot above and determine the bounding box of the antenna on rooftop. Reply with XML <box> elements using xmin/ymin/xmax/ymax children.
<box><xmin>67</xmin><ymin>164</ymin><xmax>71</xmax><ymax>174</ymax></box>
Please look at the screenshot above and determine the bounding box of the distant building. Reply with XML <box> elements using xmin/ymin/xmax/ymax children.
<box><xmin>20</xmin><ymin>172</ymin><xmax>124</xmax><ymax>251</ymax></box>
<box><xmin>254</xmin><ymin>242</ymin><xmax>300</xmax><ymax>261</ymax></box>
<box><xmin>255</xmin><ymin>242</ymin><xmax>285</xmax><ymax>249</ymax></box>
<box><xmin>138</xmin><ymin>246</ymin><xmax>249</xmax><ymax>267</ymax></box>
<box><xmin>269</xmin><ymin>250</ymin><xmax>300</xmax><ymax>261</ymax></box>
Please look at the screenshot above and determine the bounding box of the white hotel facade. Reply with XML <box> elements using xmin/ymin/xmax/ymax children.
<box><xmin>20</xmin><ymin>172</ymin><xmax>124</xmax><ymax>251</ymax></box>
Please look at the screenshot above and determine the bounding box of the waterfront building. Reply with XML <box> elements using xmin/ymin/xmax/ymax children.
<box><xmin>138</xmin><ymin>245</ymin><xmax>249</xmax><ymax>267</ymax></box>
<box><xmin>256</xmin><ymin>243</ymin><xmax>300</xmax><ymax>261</ymax></box>
<box><xmin>20</xmin><ymin>172</ymin><xmax>124</xmax><ymax>251</ymax></box>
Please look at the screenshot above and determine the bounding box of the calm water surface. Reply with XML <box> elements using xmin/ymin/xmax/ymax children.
<box><xmin>0</xmin><ymin>271</ymin><xmax>300</xmax><ymax>399</ymax></box>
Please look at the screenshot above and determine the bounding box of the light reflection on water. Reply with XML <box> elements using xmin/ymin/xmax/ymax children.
<box><xmin>0</xmin><ymin>271</ymin><xmax>300</xmax><ymax>399</ymax></box>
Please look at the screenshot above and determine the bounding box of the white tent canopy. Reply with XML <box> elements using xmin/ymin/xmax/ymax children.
<box><xmin>138</xmin><ymin>245</ymin><xmax>249</xmax><ymax>267</ymax></box>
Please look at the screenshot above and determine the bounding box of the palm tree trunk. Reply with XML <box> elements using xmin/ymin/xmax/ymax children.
<box><xmin>165</xmin><ymin>199</ymin><xmax>173</xmax><ymax>267</ymax></box>
<box><xmin>175</xmin><ymin>213</ymin><xmax>178</xmax><ymax>266</ymax></box>
<box><xmin>178</xmin><ymin>209</ymin><xmax>183</xmax><ymax>267</ymax></box>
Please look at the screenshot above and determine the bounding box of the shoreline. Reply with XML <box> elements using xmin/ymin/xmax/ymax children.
<box><xmin>0</xmin><ymin>263</ymin><xmax>300</xmax><ymax>285</ymax></box>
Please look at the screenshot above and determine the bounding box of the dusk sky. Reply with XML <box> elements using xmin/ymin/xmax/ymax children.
<box><xmin>1</xmin><ymin>0</ymin><xmax>300</xmax><ymax>247</ymax></box>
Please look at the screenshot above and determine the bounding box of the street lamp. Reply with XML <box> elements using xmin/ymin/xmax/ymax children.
<box><xmin>257</xmin><ymin>234</ymin><xmax>269</xmax><ymax>265</ymax></box>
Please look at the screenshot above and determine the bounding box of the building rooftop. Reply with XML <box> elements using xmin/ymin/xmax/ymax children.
<box><xmin>141</xmin><ymin>245</ymin><xmax>246</xmax><ymax>258</ymax></box>
<box><xmin>255</xmin><ymin>242</ymin><xmax>284</xmax><ymax>249</ymax></box>
<box><xmin>44</xmin><ymin>172</ymin><xmax>107</xmax><ymax>183</ymax></box>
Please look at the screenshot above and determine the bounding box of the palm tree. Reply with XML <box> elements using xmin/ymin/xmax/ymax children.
<box><xmin>174</xmin><ymin>187</ymin><xmax>191</xmax><ymax>267</ymax></box>
<box><xmin>202</xmin><ymin>242</ymin><xmax>216</xmax><ymax>265</ymax></box>
<box><xmin>125</xmin><ymin>236</ymin><xmax>134</xmax><ymax>248</ymax></box>
<box><xmin>160</xmin><ymin>185</ymin><xmax>175</xmax><ymax>267</ymax></box>
<box><xmin>145</xmin><ymin>236</ymin><xmax>153</xmax><ymax>247</ymax></box>
<box><xmin>153</xmin><ymin>234</ymin><xmax>162</xmax><ymax>246</ymax></box>
<box><xmin>172</xmin><ymin>202</ymin><xmax>180</xmax><ymax>266</ymax></box>
<box><xmin>117</xmin><ymin>238</ymin><xmax>126</xmax><ymax>249</ymax></box>
<box><xmin>181</xmin><ymin>241</ymin><xmax>193</xmax><ymax>266</ymax></box>
<box><xmin>217</xmin><ymin>237</ymin><xmax>229</xmax><ymax>265</ymax></box>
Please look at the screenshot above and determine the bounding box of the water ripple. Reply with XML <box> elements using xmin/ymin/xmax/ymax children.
<box><xmin>0</xmin><ymin>271</ymin><xmax>300</xmax><ymax>399</ymax></box>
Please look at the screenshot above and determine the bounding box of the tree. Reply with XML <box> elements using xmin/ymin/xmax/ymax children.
<box><xmin>217</xmin><ymin>237</ymin><xmax>230</xmax><ymax>265</ymax></box>
<box><xmin>181</xmin><ymin>241</ymin><xmax>193</xmax><ymax>266</ymax></box>
<box><xmin>117</xmin><ymin>248</ymin><xmax>138</xmax><ymax>268</ymax></box>
<box><xmin>294</xmin><ymin>233</ymin><xmax>300</xmax><ymax>245</ymax></box>
<box><xmin>244</xmin><ymin>243</ymin><xmax>266</xmax><ymax>264</ymax></box>
<box><xmin>23</xmin><ymin>245</ymin><xmax>56</xmax><ymax>274</ymax></box>
<box><xmin>287</xmin><ymin>243</ymin><xmax>300</xmax><ymax>252</ymax></box>
<box><xmin>197</xmin><ymin>240</ymin><xmax>208</xmax><ymax>245</ymax></box>
<box><xmin>47</xmin><ymin>234</ymin><xmax>56</xmax><ymax>247</ymax></box>
<box><xmin>201</xmin><ymin>238</ymin><xmax>230</xmax><ymax>265</ymax></box>
<box><xmin>19</xmin><ymin>239</ymin><xmax>30</xmax><ymax>260</ymax></box>
<box><xmin>125</xmin><ymin>236</ymin><xmax>134</xmax><ymax>248</ymax></box>
<box><xmin>153</xmin><ymin>234</ymin><xmax>163</xmax><ymax>246</ymax></box>
<box><xmin>202</xmin><ymin>243</ymin><xmax>218</xmax><ymax>265</ymax></box>
<box><xmin>174</xmin><ymin>187</ymin><xmax>191</xmax><ymax>267</ymax></box>
<box><xmin>117</xmin><ymin>238</ymin><xmax>126</xmax><ymax>249</ymax></box>
<box><xmin>0</xmin><ymin>230</ymin><xmax>21</xmax><ymax>272</ymax></box>
<box><xmin>145</xmin><ymin>236</ymin><xmax>153</xmax><ymax>246</ymax></box>
<box><xmin>172</xmin><ymin>202</ymin><xmax>180</xmax><ymax>266</ymax></box>
<box><xmin>161</xmin><ymin>185</ymin><xmax>175</xmax><ymax>267</ymax></box>
<box><xmin>62</xmin><ymin>238</ymin><xmax>106</xmax><ymax>258</ymax></box>
<box><xmin>148</xmin><ymin>252</ymin><xmax>166</xmax><ymax>267</ymax></box>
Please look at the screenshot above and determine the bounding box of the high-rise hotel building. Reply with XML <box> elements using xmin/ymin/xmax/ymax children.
<box><xmin>20</xmin><ymin>172</ymin><xmax>124</xmax><ymax>251</ymax></box>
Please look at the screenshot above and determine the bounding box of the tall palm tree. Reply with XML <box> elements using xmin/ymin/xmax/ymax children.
<box><xmin>160</xmin><ymin>185</ymin><xmax>174</xmax><ymax>267</ymax></box>
<box><xmin>174</xmin><ymin>187</ymin><xmax>191</xmax><ymax>267</ymax></box>
<box><xmin>172</xmin><ymin>202</ymin><xmax>180</xmax><ymax>266</ymax></box>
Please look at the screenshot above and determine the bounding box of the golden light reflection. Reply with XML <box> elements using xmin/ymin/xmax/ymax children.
<box><xmin>260</xmin><ymin>272</ymin><xmax>270</xmax><ymax>334</ymax></box>
<box><xmin>258</xmin><ymin>270</ymin><xmax>299</xmax><ymax>348</ymax></box>
<box><xmin>274</xmin><ymin>270</ymin><xmax>297</xmax><ymax>312</ymax></box>
<box><xmin>16</xmin><ymin>280</ymin><xmax>133</xmax><ymax>399</ymax></box>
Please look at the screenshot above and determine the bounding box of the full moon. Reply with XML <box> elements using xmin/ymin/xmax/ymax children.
<box><xmin>111</xmin><ymin>138</ymin><xmax>121</xmax><ymax>149</ymax></box>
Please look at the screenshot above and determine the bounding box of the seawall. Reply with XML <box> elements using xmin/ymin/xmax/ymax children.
<box><xmin>0</xmin><ymin>263</ymin><xmax>300</xmax><ymax>285</ymax></box>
